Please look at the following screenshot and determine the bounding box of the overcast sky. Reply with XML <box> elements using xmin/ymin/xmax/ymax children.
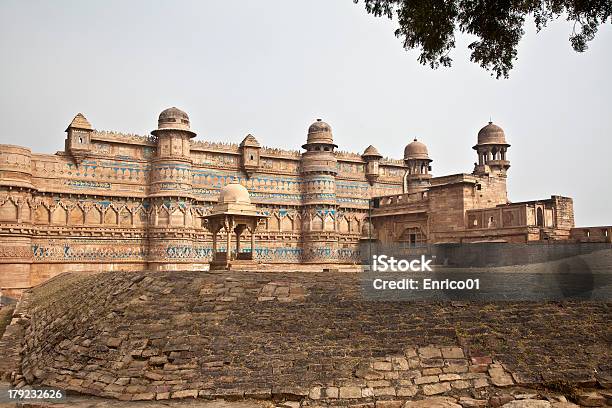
<box><xmin>0</xmin><ymin>1</ymin><xmax>610</xmax><ymax>226</ymax></box>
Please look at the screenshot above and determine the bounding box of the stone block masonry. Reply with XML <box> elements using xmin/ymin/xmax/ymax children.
<box><xmin>0</xmin><ymin>270</ymin><xmax>609</xmax><ymax>406</ymax></box>
<box><xmin>2</xmin><ymin>108</ymin><xmax>604</xmax><ymax>297</ymax></box>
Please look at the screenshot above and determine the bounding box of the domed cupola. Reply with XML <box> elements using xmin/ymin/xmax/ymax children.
<box><xmin>152</xmin><ymin>107</ymin><xmax>196</xmax><ymax>137</ymax></box>
<box><xmin>477</xmin><ymin>122</ymin><xmax>507</xmax><ymax>145</ymax></box>
<box><xmin>218</xmin><ymin>180</ymin><xmax>251</xmax><ymax>205</ymax></box>
<box><xmin>404</xmin><ymin>139</ymin><xmax>430</xmax><ymax>161</ymax></box>
<box><xmin>473</xmin><ymin>121</ymin><xmax>510</xmax><ymax>177</ymax></box>
<box><xmin>301</xmin><ymin>118</ymin><xmax>338</xmax><ymax>176</ymax></box>
<box><xmin>303</xmin><ymin>119</ymin><xmax>337</xmax><ymax>149</ymax></box>
<box><xmin>403</xmin><ymin>138</ymin><xmax>433</xmax><ymax>194</ymax></box>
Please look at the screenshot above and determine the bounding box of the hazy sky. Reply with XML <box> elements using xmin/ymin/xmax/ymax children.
<box><xmin>1</xmin><ymin>1</ymin><xmax>610</xmax><ymax>226</ymax></box>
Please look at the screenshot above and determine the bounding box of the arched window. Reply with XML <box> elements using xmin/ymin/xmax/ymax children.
<box><xmin>536</xmin><ymin>207</ymin><xmax>544</xmax><ymax>227</ymax></box>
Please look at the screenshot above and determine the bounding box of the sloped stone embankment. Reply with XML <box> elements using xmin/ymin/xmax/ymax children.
<box><xmin>1</xmin><ymin>270</ymin><xmax>610</xmax><ymax>406</ymax></box>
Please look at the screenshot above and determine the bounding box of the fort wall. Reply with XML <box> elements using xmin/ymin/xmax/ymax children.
<box><xmin>0</xmin><ymin>112</ymin><xmax>408</xmax><ymax>294</ymax></box>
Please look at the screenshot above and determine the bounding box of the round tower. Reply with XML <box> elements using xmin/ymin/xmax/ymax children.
<box><xmin>403</xmin><ymin>139</ymin><xmax>432</xmax><ymax>193</ymax></box>
<box><xmin>149</xmin><ymin>107</ymin><xmax>196</xmax><ymax>198</ymax></box>
<box><xmin>0</xmin><ymin>145</ymin><xmax>34</xmax><ymax>296</ymax></box>
<box><xmin>147</xmin><ymin>107</ymin><xmax>197</xmax><ymax>270</ymax></box>
<box><xmin>300</xmin><ymin>119</ymin><xmax>338</xmax><ymax>263</ymax></box>
<box><xmin>473</xmin><ymin>122</ymin><xmax>510</xmax><ymax>177</ymax></box>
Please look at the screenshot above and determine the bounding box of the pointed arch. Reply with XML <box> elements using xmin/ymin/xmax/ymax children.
<box><xmin>0</xmin><ymin>199</ymin><xmax>18</xmax><ymax>222</ymax></box>
<box><xmin>34</xmin><ymin>205</ymin><xmax>50</xmax><ymax>224</ymax></box>
<box><xmin>104</xmin><ymin>207</ymin><xmax>118</xmax><ymax>225</ymax></box>
<box><xmin>157</xmin><ymin>206</ymin><xmax>170</xmax><ymax>226</ymax></box>
<box><xmin>338</xmin><ymin>215</ymin><xmax>349</xmax><ymax>233</ymax></box>
<box><xmin>119</xmin><ymin>208</ymin><xmax>132</xmax><ymax>226</ymax></box>
<box><xmin>69</xmin><ymin>206</ymin><xmax>85</xmax><ymax>224</ymax></box>
<box><xmin>311</xmin><ymin>214</ymin><xmax>323</xmax><ymax>231</ymax></box>
<box><xmin>323</xmin><ymin>213</ymin><xmax>335</xmax><ymax>231</ymax></box>
<box><xmin>280</xmin><ymin>215</ymin><xmax>293</xmax><ymax>232</ymax></box>
<box><xmin>85</xmin><ymin>206</ymin><xmax>102</xmax><ymax>224</ymax></box>
<box><xmin>134</xmin><ymin>207</ymin><xmax>147</xmax><ymax>227</ymax></box>
<box><xmin>170</xmin><ymin>208</ymin><xmax>184</xmax><ymax>226</ymax></box>
<box><xmin>51</xmin><ymin>205</ymin><xmax>68</xmax><ymax>225</ymax></box>
<box><xmin>20</xmin><ymin>200</ymin><xmax>31</xmax><ymax>222</ymax></box>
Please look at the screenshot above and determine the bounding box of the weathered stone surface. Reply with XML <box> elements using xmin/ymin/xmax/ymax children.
<box><xmin>489</xmin><ymin>367</ymin><xmax>514</xmax><ymax>387</ymax></box>
<box><xmin>6</xmin><ymin>269</ymin><xmax>611</xmax><ymax>405</ymax></box>
<box><xmin>376</xmin><ymin>400</ymin><xmax>403</xmax><ymax>408</ymax></box>
<box><xmin>372</xmin><ymin>386</ymin><xmax>395</xmax><ymax>397</ymax></box>
<box><xmin>439</xmin><ymin>373</ymin><xmax>461</xmax><ymax>381</ymax></box>
<box><xmin>441</xmin><ymin>347</ymin><xmax>464</xmax><ymax>359</ymax></box>
<box><xmin>418</xmin><ymin>347</ymin><xmax>442</xmax><ymax>359</ymax></box>
<box><xmin>403</xmin><ymin>397</ymin><xmax>461</xmax><ymax>408</ymax></box>
<box><xmin>414</xmin><ymin>375</ymin><xmax>439</xmax><ymax>385</ymax></box>
<box><xmin>373</xmin><ymin>361</ymin><xmax>393</xmax><ymax>371</ymax></box>
<box><xmin>422</xmin><ymin>382</ymin><xmax>452</xmax><ymax>396</ymax></box>
<box><xmin>451</xmin><ymin>380</ymin><xmax>470</xmax><ymax>389</ymax></box>
<box><xmin>490</xmin><ymin>395</ymin><xmax>515</xmax><ymax>407</ymax></box>
<box><xmin>576</xmin><ymin>391</ymin><xmax>607</xmax><ymax>407</ymax></box>
<box><xmin>458</xmin><ymin>397</ymin><xmax>488</xmax><ymax>407</ymax></box>
<box><xmin>171</xmin><ymin>389</ymin><xmax>198</xmax><ymax>399</ymax></box>
<box><xmin>308</xmin><ymin>387</ymin><xmax>322</xmax><ymax>400</ymax></box>
<box><xmin>338</xmin><ymin>386</ymin><xmax>362</xmax><ymax>399</ymax></box>
<box><xmin>499</xmin><ymin>400</ymin><xmax>551</xmax><ymax>408</ymax></box>
<box><xmin>324</xmin><ymin>387</ymin><xmax>339</xmax><ymax>399</ymax></box>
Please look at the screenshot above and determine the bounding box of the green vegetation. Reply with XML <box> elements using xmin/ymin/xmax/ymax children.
<box><xmin>355</xmin><ymin>0</ymin><xmax>612</xmax><ymax>78</ymax></box>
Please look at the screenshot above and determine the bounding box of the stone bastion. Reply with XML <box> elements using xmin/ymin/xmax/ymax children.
<box><xmin>0</xmin><ymin>270</ymin><xmax>610</xmax><ymax>407</ymax></box>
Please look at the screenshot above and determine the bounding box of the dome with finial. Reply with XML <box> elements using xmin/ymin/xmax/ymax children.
<box><xmin>477</xmin><ymin>121</ymin><xmax>508</xmax><ymax>146</ymax></box>
<box><xmin>152</xmin><ymin>107</ymin><xmax>196</xmax><ymax>137</ymax></box>
<box><xmin>404</xmin><ymin>139</ymin><xmax>430</xmax><ymax>161</ymax></box>
<box><xmin>362</xmin><ymin>145</ymin><xmax>382</xmax><ymax>159</ymax></box>
<box><xmin>303</xmin><ymin>119</ymin><xmax>337</xmax><ymax>148</ymax></box>
<box><xmin>218</xmin><ymin>179</ymin><xmax>251</xmax><ymax>205</ymax></box>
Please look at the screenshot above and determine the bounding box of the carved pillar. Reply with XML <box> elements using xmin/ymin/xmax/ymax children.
<box><xmin>212</xmin><ymin>230</ymin><xmax>217</xmax><ymax>254</ymax></box>
<box><xmin>250</xmin><ymin>223</ymin><xmax>256</xmax><ymax>255</ymax></box>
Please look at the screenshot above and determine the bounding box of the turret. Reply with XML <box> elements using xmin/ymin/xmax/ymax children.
<box><xmin>239</xmin><ymin>134</ymin><xmax>261</xmax><ymax>177</ymax></box>
<box><xmin>147</xmin><ymin>107</ymin><xmax>197</xmax><ymax>270</ymax></box>
<box><xmin>65</xmin><ymin>113</ymin><xmax>93</xmax><ymax>164</ymax></box>
<box><xmin>300</xmin><ymin>119</ymin><xmax>338</xmax><ymax>263</ymax></box>
<box><xmin>362</xmin><ymin>145</ymin><xmax>382</xmax><ymax>185</ymax></box>
<box><xmin>403</xmin><ymin>139</ymin><xmax>432</xmax><ymax>193</ymax></box>
<box><xmin>149</xmin><ymin>107</ymin><xmax>195</xmax><ymax>198</ymax></box>
<box><xmin>473</xmin><ymin>122</ymin><xmax>510</xmax><ymax>177</ymax></box>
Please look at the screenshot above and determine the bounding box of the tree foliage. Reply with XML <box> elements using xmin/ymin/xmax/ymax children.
<box><xmin>354</xmin><ymin>0</ymin><xmax>612</xmax><ymax>78</ymax></box>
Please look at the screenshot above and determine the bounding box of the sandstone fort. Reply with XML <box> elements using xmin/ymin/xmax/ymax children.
<box><xmin>0</xmin><ymin>107</ymin><xmax>610</xmax><ymax>298</ymax></box>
